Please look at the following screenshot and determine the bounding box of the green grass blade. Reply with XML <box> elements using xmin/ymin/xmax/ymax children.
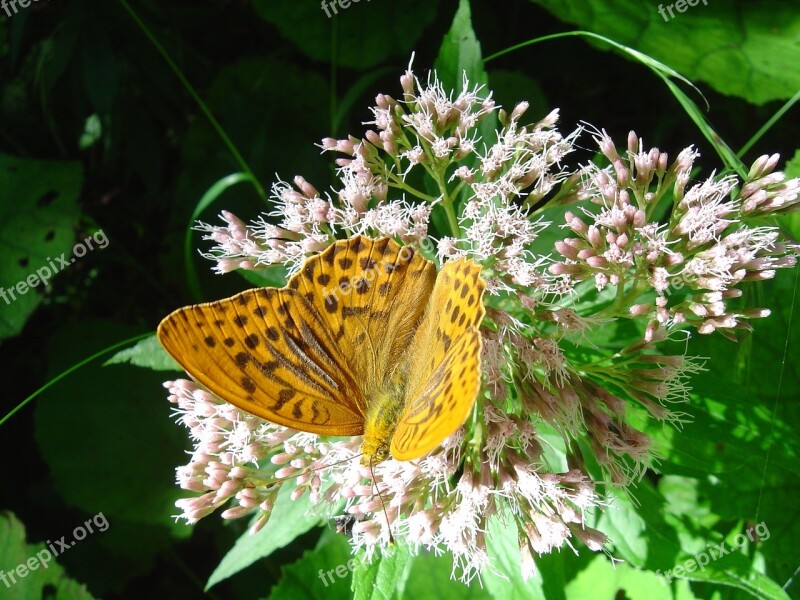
<box><xmin>0</xmin><ymin>332</ymin><xmax>152</xmax><ymax>428</ymax></box>
<box><xmin>738</xmin><ymin>89</ymin><xmax>800</xmax><ymax>159</ymax></box>
<box><xmin>184</xmin><ymin>172</ymin><xmax>256</xmax><ymax>302</ymax></box>
<box><xmin>485</xmin><ymin>31</ymin><xmax>745</xmax><ymax>176</ymax></box>
<box><xmin>117</xmin><ymin>0</ymin><xmax>265</xmax><ymax>199</ymax></box>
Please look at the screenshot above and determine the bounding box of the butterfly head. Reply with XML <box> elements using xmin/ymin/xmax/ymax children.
<box><xmin>359</xmin><ymin>439</ymin><xmax>390</xmax><ymax>467</ymax></box>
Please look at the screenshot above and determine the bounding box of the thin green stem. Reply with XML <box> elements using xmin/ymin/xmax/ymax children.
<box><xmin>384</xmin><ymin>172</ymin><xmax>438</xmax><ymax>203</ymax></box>
<box><xmin>432</xmin><ymin>167</ymin><xmax>461</xmax><ymax>237</ymax></box>
<box><xmin>738</xmin><ymin>89</ymin><xmax>800</xmax><ymax>159</ymax></box>
<box><xmin>117</xmin><ymin>0</ymin><xmax>265</xmax><ymax>199</ymax></box>
<box><xmin>0</xmin><ymin>333</ymin><xmax>152</xmax><ymax>427</ymax></box>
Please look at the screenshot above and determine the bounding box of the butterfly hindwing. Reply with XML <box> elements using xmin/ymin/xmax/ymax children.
<box><xmin>158</xmin><ymin>286</ymin><xmax>366</xmax><ymax>435</ymax></box>
<box><xmin>391</xmin><ymin>259</ymin><xmax>486</xmax><ymax>460</ymax></box>
<box><xmin>391</xmin><ymin>328</ymin><xmax>483</xmax><ymax>460</ymax></box>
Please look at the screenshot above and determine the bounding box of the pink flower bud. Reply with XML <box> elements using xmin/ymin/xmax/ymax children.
<box><xmin>627</xmin><ymin>130</ymin><xmax>639</xmax><ymax>154</ymax></box>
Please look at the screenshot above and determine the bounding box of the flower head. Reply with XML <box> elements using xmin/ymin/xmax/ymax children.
<box><xmin>167</xmin><ymin>64</ymin><xmax>800</xmax><ymax>583</ymax></box>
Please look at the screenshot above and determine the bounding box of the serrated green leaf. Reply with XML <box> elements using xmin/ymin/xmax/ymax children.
<box><xmin>0</xmin><ymin>512</ymin><xmax>98</xmax><ymax>600</ymax></box>
<box><xmin>266</xmin><ymin>531</ymin><xmax>354</xmax><ymax>600</ymax></box>
<box><xmin>207</xmin><ymin>484</ymin><xmax>323</xmax><ymax>589</ymax></box>
<box><xmin>0</xmin><ymin>154</ymin><xmax>82</xmax><ymax>339</ymax></box>
<box><xmin>434</xmin><ymin>0</ymin><xmax>488</xmax><ymax>90</ymax></box>
<box><xmin>351</xmin><ymin>543</ymin><xmax>412</xmax><ymax>600</ymax></box>
<box><xmin>529</xmin><ymin>0</ymin><xmax>800</xmax><ymax>105</ymax></box>
<box><xmin>104</xmin><ymin>334</ymin><xmax>181</xmax><ymax>371</ymax></box>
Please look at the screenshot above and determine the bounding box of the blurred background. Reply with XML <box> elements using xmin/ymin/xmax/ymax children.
<box><xmin>1</xmin><ymin>0</ymin><xmax>798</xmax><ymax>598</ymax></box>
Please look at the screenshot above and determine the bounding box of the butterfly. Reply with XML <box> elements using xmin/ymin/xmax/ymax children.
<box><xmin>157</xmin><ymin>236</ymin><xmax>486</xmax><ymax>466</ymax></box>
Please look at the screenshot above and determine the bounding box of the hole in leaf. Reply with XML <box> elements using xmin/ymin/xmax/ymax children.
<box><xmin>37</xmin><ymin>190</ymin><xmax>59</xmax><ymax>208</ymax></box>
<box><xmin>18</xmin><ymin>257</ymin><xmax>29</xmax><ymax>267</ymax></box>
<box><xmin>45</xmin><ymin>230</ymin><xmax>55</xmax><ymax>241</ymax></box>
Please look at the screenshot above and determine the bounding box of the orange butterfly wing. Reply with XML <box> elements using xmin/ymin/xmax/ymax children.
<box><xmin>158</xmin><ymin>286</ymin><xmax>365</xmax><ymax>435</ymax></box>
<box><xmin>157</xmin><ymin>236</ymin><xmax>438</xmax><ymax>438</ymax></box>
<box><xmin>390</xmin><ymin>259</ymin><xmax>486</xmax><ymax>460</ymax></box>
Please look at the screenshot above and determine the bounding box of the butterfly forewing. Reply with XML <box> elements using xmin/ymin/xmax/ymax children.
<box><xmin>158</xmin><ymin>286</ymin><xmax>366</xmax><ymax>435</ymax></box>
<box><xmin>391</xmin><ymin>259</ymin><xmax>486</xmax><ymax>460</ymax></box>
<box><xmin>285</xmin><ymin>236</ymin><xmax>436</xmax><ymax>401</ymax></box>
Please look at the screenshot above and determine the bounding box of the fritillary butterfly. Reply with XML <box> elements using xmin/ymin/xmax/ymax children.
<box><xmin>157</xmin><ymin>236</ymin><xmax>485</xmax><ymax>466</ymax></box>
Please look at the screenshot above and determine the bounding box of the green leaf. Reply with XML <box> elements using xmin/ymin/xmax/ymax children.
<box><xmin>351</xmin><ymin>543</ymin><xmax>412</xmax><ymax>600</ymax></box>
<box><xmin>785</xmin><ymin>149</ymin><xmax>800</xmax><ymax>179</ymax></box>
<box><xmin>207</xmin><ymin>484</ymin><xmax>324</xmax><ymax>589</ymax></box>
<box><xmin>564</xmin><ymin>554</ymin><xmax>697</xmax><ymax>600</ymax></box>
<box><xmin>485</xmin><ymin>30</ymin><xmax>743</xmax><ymax>175</ymax></box>
<box><xmin>599</xmin><ymin>481</ymin><xmax>791</xmax><ymax>600</ymax></box>
<box><xmin>528</xmin><ymin>0</ymin><xmax>800</xmax><ymax>105</ymax></box>
<box><xmin>104</xmin><ymin>334</ymin><xmax>181</xmax><ymax>372</ymax></box>
<box><xmin>434</xmin><ymin>0</ymin><xmax>488</xmax><ymax>90</ymax></box>
<box><xmin>267</xmin><ymin>531</ymin><xmax>355</xmax><ymax>600</ymax></box>
<box><xmin>252</xmin><ymin>0</ymin><xmax>441</xmax><ymax>70</ymax></box>
<box><xmin>237</xmin><ymin>264</ymin><xmax>289</xmax><ymax>289</ymax></box>
<box><xmin>399</xmin><ymin>551</ymin><xmax>491</xmax><ymax>600</ymax></box>
<box><xmin>483</xmin><ymin>515</ymin><xmax>546</xmax><ymax>600</ymax></box>
<box><xmin>0</xmin><ymin>154</ymin><xmax>82</xmax><ymax>339</ymax></box>
<box><xmin>0</xmin><ymin>512</ymin><xmax>98</xmax><ymax>600</ymax></box>
<box><xmin>33</xmin><ymin>320</ymin><xmax>191</xmax><ymax>589</ymax></box>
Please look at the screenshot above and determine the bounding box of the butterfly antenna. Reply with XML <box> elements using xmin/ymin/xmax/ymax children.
<box><xmin>369</xmin><ymin>458</ymin><xmax>395</xmax><ymax>546</ymax></box>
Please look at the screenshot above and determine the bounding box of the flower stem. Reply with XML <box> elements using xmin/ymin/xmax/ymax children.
<box><xmin>431</xmin><ymin>167</ymin><xmax>461</xmax><ymax>237</ymax></box>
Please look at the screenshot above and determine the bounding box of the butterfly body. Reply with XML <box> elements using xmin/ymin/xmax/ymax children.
<box><xmin>361</xmin><ymin>388</ymin><xmax>406</xmax><ymax>465</ymax></box>
<box><xmin>158</xmin><ymin>236</ymin><xmax>486</xmax><ymax>465</ymax></box>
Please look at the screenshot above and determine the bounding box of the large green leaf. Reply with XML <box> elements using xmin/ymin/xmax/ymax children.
<box><xmin>33</xmin><ymin>320</ymin><xmax>190</xmax><ymax>592</ymax></box>
<box><xmin>644</xmin><ymin>266</ymin><xmax>800</xmax><ymax>591</ymax></box>
<box><xmin>565</xmin><ymin>554</ymin><xmax>698</xmax><ymax>600</ymax></box>
<box><xmin>207</xmin><ymin>484</ymin><xmax>324</xmax><ymax>589</ymax></box>
<box><xmin>252</xmin><ymin>0</ymin><xmax>441</xmax><ymax>70</ymax></box>
<box><xmin>434</xmin><ymin>0</ymin><xmax>488</xmax><ymax>90</ymax></box>
<box><xmin>266</xmin><ymin>530</ymin><xmax>355</xmax><ymax>600</ymax></box>
<box><xmin>483</xmin><ymin>515</ymin><xmax>546</xmax><ymax>600</ymax></box>
<box><xmin>0</xmin><ymin>154</ymin><xmax>82</xmax><ymax>339</ymax></box>
<box><xmin>399</xmin><ymin>551</ymin><xmax>491</xmax><ymax>600</ymax></box>
<box><xmin>351</xmin><ymin>543</ymin><xmax>412</xmax><ymax>600</ymax></box>
<box><xmin>598</xmin><ymin>483</ymin><xmax>790</xmax><ymax>600</ymax></box>
<box><xmin>529</xmin><ymin>0</ymin><xmax>800</xmax><ymax>105</ymax></box>
<box><xmin>104</xmin><ymin>334</ymin><xmax>181</xmax><ymax>372</ymax></box>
